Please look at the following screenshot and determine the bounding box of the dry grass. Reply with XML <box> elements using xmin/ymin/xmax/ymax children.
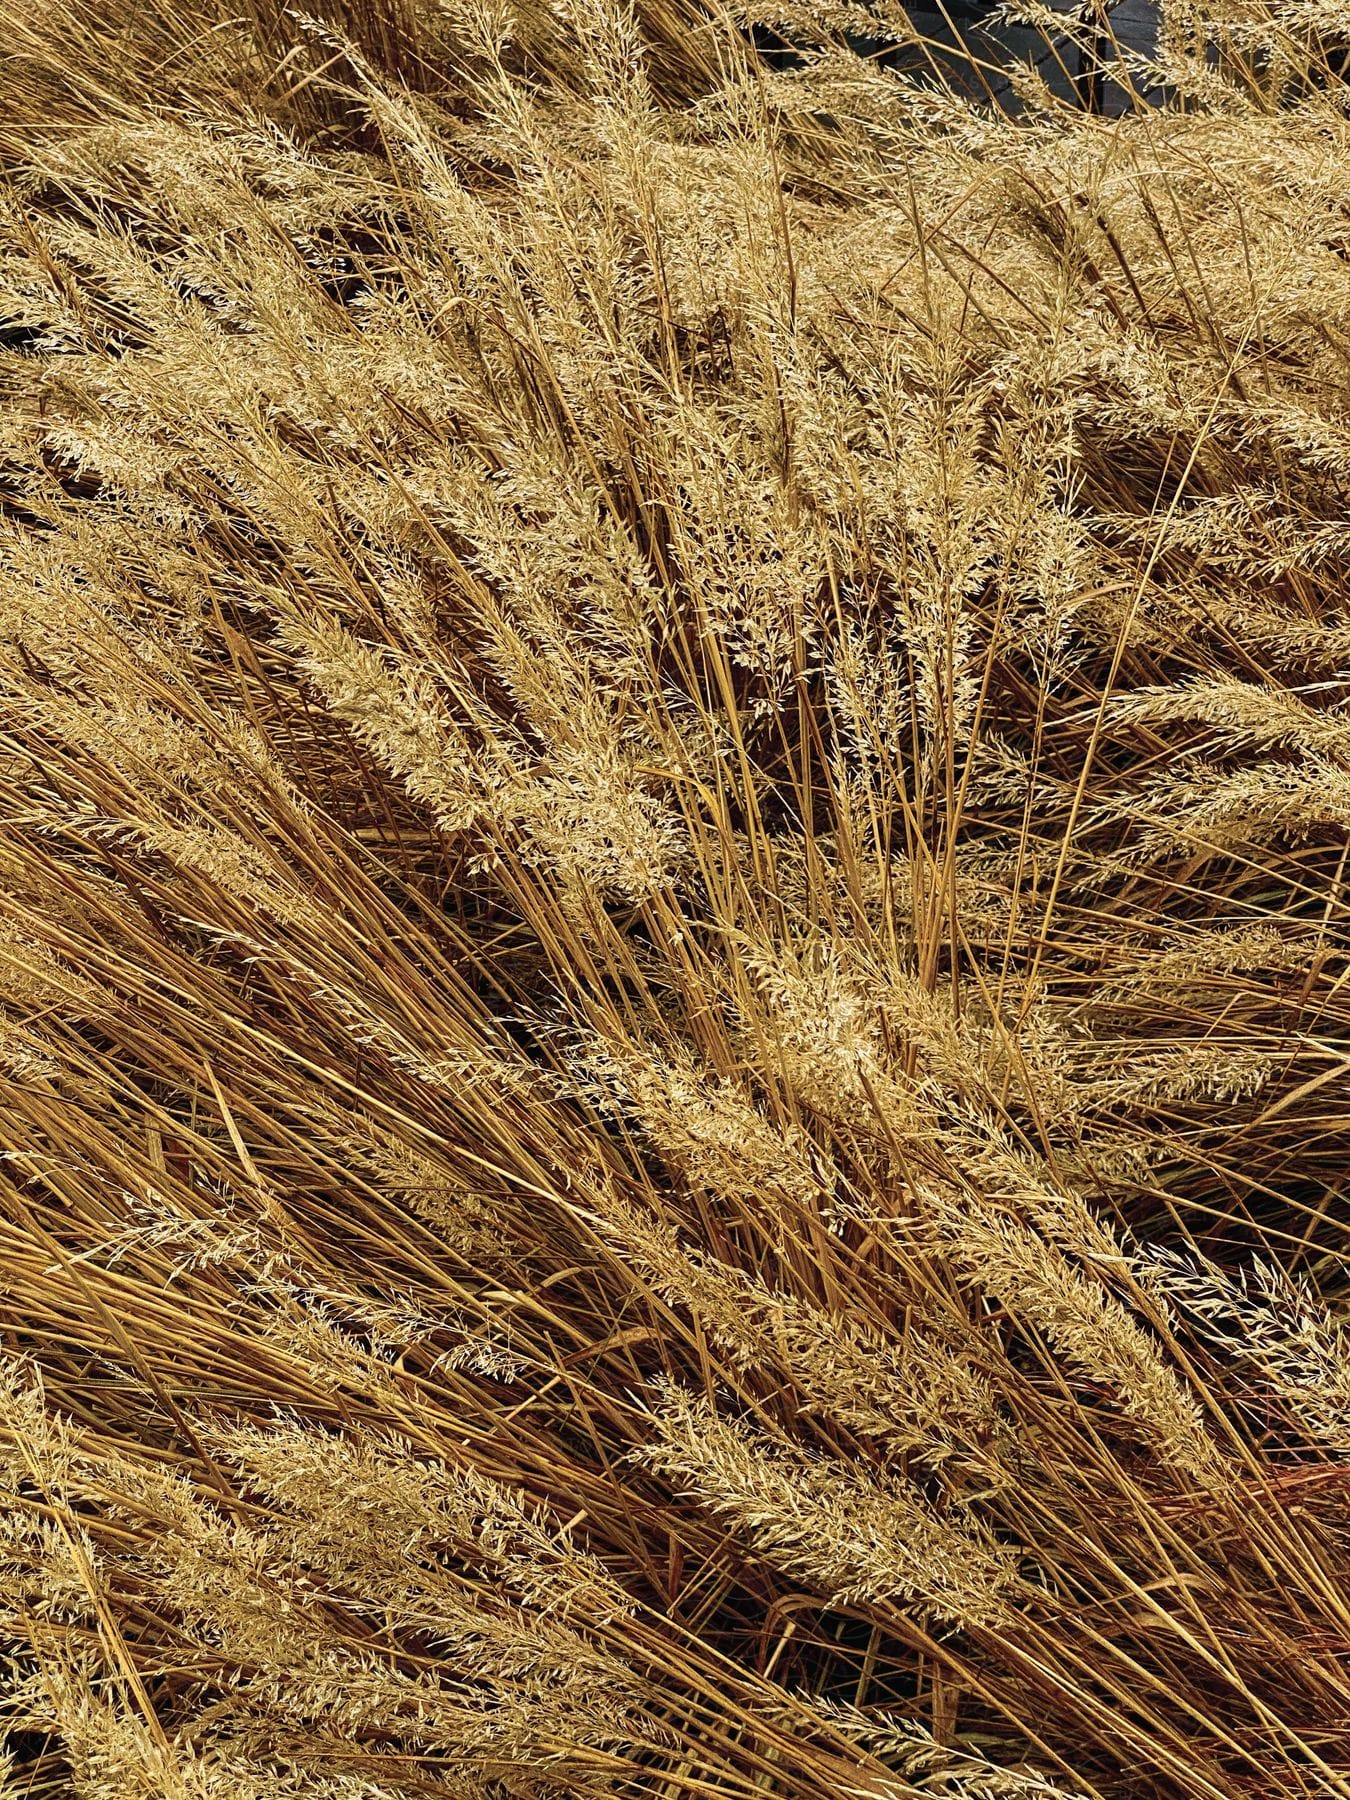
<box><xmin>1</xmin><ymin>0</ymin><xmax>1349</xmax><ymax>1794</ymax></box>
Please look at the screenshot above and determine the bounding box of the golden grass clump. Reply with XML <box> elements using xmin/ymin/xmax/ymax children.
<box><xmin>2</xmin><ymin>0</ymin><xmax>1350</xmax><ymax>1793</ymax></box>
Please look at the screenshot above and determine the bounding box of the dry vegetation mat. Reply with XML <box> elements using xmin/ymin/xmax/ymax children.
<box><xmin>1</xmin><ymin>0</ymin><xmax>1350</xmax><ymax>1794</ymax></box>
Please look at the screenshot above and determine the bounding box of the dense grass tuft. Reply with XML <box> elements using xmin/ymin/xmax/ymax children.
<box><xmin>2</xmin><ymin>2</ymin><xmax>1350</xmax><ymax>1794</ymax></box>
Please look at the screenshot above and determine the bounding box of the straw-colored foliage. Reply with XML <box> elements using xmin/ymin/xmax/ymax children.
<box><xmin>1</xmin><ymin>0</ymin><xmax>1349</xmax><ymax>1792</ymax></box>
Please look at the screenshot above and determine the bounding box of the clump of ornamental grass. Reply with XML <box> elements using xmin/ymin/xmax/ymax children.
<box><xmin>1</xmin><ymin>0</ymin><xmax>1349</xmax><ymax>1794</ymax></box>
